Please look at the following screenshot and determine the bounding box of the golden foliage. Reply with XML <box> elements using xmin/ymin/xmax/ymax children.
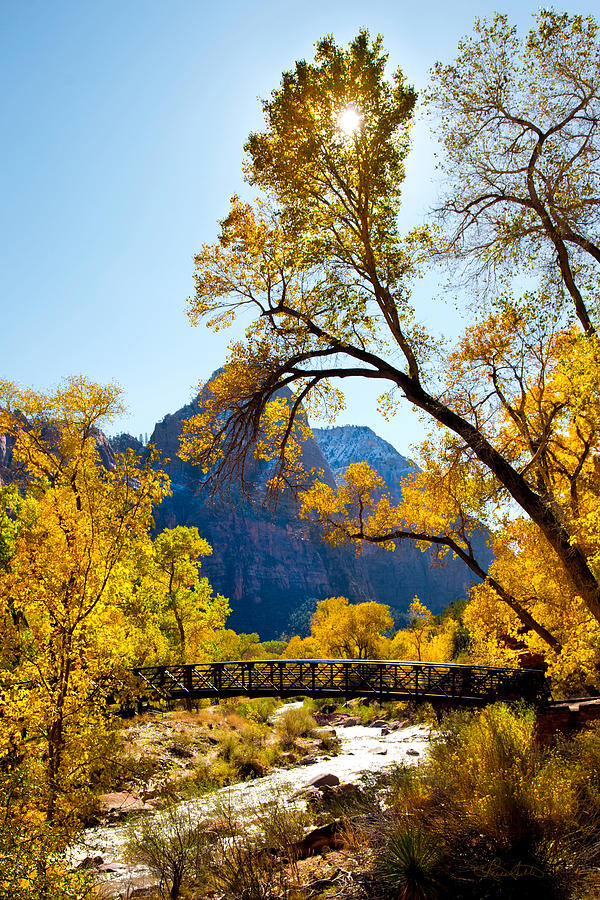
<box><xmin>283</xmin><ymin>595</ymin><xmax>393</xmax><ymax>660</ymax></box>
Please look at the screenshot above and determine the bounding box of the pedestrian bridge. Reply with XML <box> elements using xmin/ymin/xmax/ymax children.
<box><xmin>131</xmin><ymin>658</ymin><xmax>549</xmax><ymax>706</ymax></box>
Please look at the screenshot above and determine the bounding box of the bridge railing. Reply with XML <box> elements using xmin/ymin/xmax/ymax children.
<box><xmin>131</xmin><ymin>659</ymin><xmax>550</xmax><ymax>705</ymax></box>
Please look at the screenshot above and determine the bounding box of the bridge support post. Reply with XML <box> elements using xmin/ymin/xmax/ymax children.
<box><xmin>184</xmin><ymin>666</ymin><xmax>193</xmax><ymax>712</ymax></box>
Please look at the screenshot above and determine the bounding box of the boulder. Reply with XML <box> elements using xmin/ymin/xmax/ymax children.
<box><xmin>291</xmin><ymin>820</ymin><xmax>348</xmax><ymax>857</ymax></box>
<box><xmin>305</xmin><ymin>772</ymin><xmax>340</xmax><ymax>790</ymax></box>
<box><xmin>381</xmin><ymin>720</ymin><xmax>405</xmax><ymax>735</ymax></box>
<box><xmin>76</xmin><ymin>855</ymin><xmax>104</xmax><ymax>870</ymax></box>
<box><xmin>169</xmin><ymin>743</ymin><xmax>194</xmax><ymax>759</ymax></box>
<box><xmin>97</xmin><ymin>861</ymin><xmax>130</xmax><ymax>874</ymax></box>
<box><xmin>97</xmin><ymin>791</ymin><xmax>153</xmax><ymax>818</ymax></box>
<box><xmin>303</xmin><ymin>786</ymin><xmax>324</xmax><ymax>807</ymax></box>
<box><xmin>299</xmin><ymin>755</ymin><xmax>319</xmax><ymax>766</ymax></box>
<box><xmin>319</xmin><ymin>727</ymin><xmax>337</xmax><ymax>737</ymax></box>
<box><xmin>335</xmin><ymin>781</ymin><xmax>362</xmax><ymax>797</ymax></box>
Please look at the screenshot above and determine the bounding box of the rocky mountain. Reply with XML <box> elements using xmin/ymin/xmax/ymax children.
<box><xmin>312</xmin><ymin>425</ymin><xmax>417</xmax><ymax>500</ymax></box>
<box><xmin>0</xmin><ymin>398</ymin><xmax>490</xmax><ymax>640</ymax></box>
<box><xmin>313</xmin><ymin>423</ymin><xmax>492</xmax><ymax>628</ymax></box>
<box><xmin>0</xmin><ymin>425</ymin><xmax>115</xmax><ymax>486</ymax></box>
<box><xmin>142</xmin><ymin>399</ymin><xmax>369</xmax><ymax>638</ymax></box>
<box><xmin>130</xmin><ymin>405</ymin><xmax>491</xmax><ymax>639</ymax></box>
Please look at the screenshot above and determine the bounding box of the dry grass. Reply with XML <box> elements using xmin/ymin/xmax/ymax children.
<box><xmin>105</xmin><ymin>700</ymin><xmax>341</xmax><ymax>813</ymax></box>
<box><xmin>275</xmin><ymin>706</ymin><xmax>318</xmax><ymax>750</ymax></box>
<box><xmin>125</xmin><ymin>794</ymin><xmax>312</xmax><ymax>900</ymax></box>
<box><xmin>346</xmin><ymin>704</ymin><xmax>600</xmax><ymax>900</ymax></box>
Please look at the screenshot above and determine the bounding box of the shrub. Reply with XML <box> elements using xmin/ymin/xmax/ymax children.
<box><xmin>362</xmin><ymin>705</ymin><xmax>600</xmax><ymax>899</ymax></box>
<box><xmin>125</xmin><ymin>805</ymin><xmax>212</xmax><ymax>900</ymax></box>
<box><xmin>379</xmin><ymin>764</ymin><xmax>426</xmax><ymax>813</ymax></box>
<box><xmin>426</xmin><ymin>703</ymin><xmax>541</xmax><ymax>843</ymax></box>
<box><xmin>275</xmin><ymin>705</ymin><xmax>317</xmax><ymax>749</ymax></box>
<box><xmin>350</xmin><ymin>702</ymin><xmax>380</xmax><ymax>724</ymax></box>
<box><xmin>307</xmin><ymin>696</ymin><xmax>340</xmax><ymax>711</ymax></box>
<box><xmin>171</xmin><ymin>759</ymin><xmax>221</xmax><ymax>799</ymax></box>
<box><xmin>204</xmin><ymin>795</ymin><xmax>309</xmax><ymax>900</ymax></box>
<box><xmin>232</xmin><ymin>697</ymin><xmax>281</xmax><ymax>723</ymax></box>
<box><xmin>215</xmin><ymin>725</ymin><xmax>279</xmax><ymax>781</ymax></box>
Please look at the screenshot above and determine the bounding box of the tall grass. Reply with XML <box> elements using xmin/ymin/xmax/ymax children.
<box><xmin>363</xmin><ymin>704</ymin><xmax>600</xmax><ymax>899</ymax></box>
<box><xmin>213</xmin><ymin>724</ymin><xmax>279</xmax><ymax>781</ymax></box>
<box><xmin>275</xmin><ymin>705</ymin><xmax>317</xmax><ymax>750</ymax></box>
<box><xmin>205</xmin><ymin>796</ymin><xmax>309</xmax><ymax>899</ymax></box>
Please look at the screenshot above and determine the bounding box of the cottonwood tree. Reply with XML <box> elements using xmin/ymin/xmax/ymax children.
<box><xmin>136</xmin><ymin>525</ymin><xmax>230</xmax><ymax>663</ymax></box>
<box><xmin>310</xmin><ymin>596</ymin><xmax>393</xmax><ymax>659</ymax></box>
<box><xmin>181</xmin><ymin>17</ymin><xmax>600</xmax><ymax>683</ymax></box>
<box><xmin>429</xmin><ymin>12</ymin><xmax>600</xmax><ymax>331</ymax></box>
<box><xmin>0</xmin><ymin>378</ymin><xmax>169</xmax><ymax>824</ymax></box>
<box><xmin>389</xmin><ymin>597</ymin><xmax>461</xmax><ymax>664</ymax></box>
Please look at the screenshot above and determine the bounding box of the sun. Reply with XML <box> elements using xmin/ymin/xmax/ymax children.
<box><xmin>337</xmin><ymin>106</ymin><xmax>363</xmax><ymax>136</ymax></box>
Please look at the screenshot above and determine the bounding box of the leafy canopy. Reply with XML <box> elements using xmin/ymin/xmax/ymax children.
<box><xmin>182</xmin><ymin>16</ymin><xmax>600</xmax><ymax>688</ymax></box>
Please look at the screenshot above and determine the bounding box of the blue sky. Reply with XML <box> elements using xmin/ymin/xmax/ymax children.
<box><xmin>1</xmin><ymin>1</ymin><xmax>593</xmax><ymax>453</ymax></box>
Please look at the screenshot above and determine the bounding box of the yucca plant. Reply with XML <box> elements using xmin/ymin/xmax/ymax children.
<box><xmin>374</xmin><ymin>823</ymin><xmax>445</xmax><ymax>899</ymax></box>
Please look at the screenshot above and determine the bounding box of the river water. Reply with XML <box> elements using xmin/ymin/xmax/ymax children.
<box><xmin>73</xmin><ymin>717</ymin><xmax>431</xmax><ymax>896</ymax></box>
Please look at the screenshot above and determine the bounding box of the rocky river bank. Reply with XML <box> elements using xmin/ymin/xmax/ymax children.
<box><xmin>72</xmin><ymin>706</ymin><xmax>431</xmax><ymax>898</ymax></box>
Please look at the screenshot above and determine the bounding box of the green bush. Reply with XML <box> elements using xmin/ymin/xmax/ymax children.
<box><xmin>215</xmin><ymin>725</ymin><xmax>279</xmax><ymax>781</ymax></box>
<box><xmin>351</xmin><ymin>702</ymin><xmax>380</xmax><ymax>724</ymax></box>
<box><xmin>306</xmin><ymin>696</ymin><xmax>340</xmax><ymax>711</ymax></box>
<box><xmin>228</xmin><ymin>697</ymin><xmax>281</xmax><ymax>723</ymax></box>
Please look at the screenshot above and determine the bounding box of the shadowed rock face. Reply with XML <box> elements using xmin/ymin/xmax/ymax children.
<box><xmin>144</xmin><ymin>399</ymin><xmax>365</xmax><ymax>638</ymax></box>
<box><xmin>0</xmin><ymin>400</ymin><xmax>490</xmax><ymax>639</ymax></box>
<box><xmin>139</xmin><ymin>406</ymin><xmax>491</xmax><ymax>639</ymax></box>
<box><xmin>0</xmin><ymin>432</ymin><xmax>16</xmax><ymax>486</ymax></box>
<box><xmin>0</xmin><ymin>423</ymin><xmax>115</xmax><ymax>486</ymax></box>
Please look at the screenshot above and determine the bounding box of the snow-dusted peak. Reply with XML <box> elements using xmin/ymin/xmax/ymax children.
<box><xmin>312</xmin><ymin>425</ymin><xmax>417</xmax><ymax>501</ymax></box>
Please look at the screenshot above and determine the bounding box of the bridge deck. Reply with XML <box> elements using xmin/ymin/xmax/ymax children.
<box><xmin>132</xmin><ymin>659</ymin><xmax>549</xmax><ymax>706</ymax></box>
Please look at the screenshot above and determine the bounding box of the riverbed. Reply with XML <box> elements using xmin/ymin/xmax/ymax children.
<box><xmin>73</xmin><ymin>717</ymin><xmax>431</xmax><ymax>897</ymax></box>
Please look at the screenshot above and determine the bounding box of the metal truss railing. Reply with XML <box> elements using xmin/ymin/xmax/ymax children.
<box><xmin>131</xmin><ymin>659</ymin><xmax>550</xmax><ymax>706</ymax></box>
